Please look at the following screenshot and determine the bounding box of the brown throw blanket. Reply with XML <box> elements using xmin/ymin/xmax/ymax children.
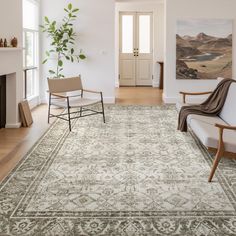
<box><xmin>178</xmin><ymin>78</ymin><xmax>235</xmax><ymax>132</ymax></box>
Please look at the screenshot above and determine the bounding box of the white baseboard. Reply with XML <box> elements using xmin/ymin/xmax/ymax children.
<box><xmin>104</xmin><ymin>97</ymin><xmax>115</xmax><ymax>104</ymax></box>
<box><xmin>152</xmin><ymin>83</ymin><xmax>159</xmax><ymax>88</ymax></box>
<box><xmin>40</xmin><ymin>98</ymin><xmax>48</xmax><ymax>104</ymax></box>
<box><xmin>162</xmin><ymin>93</ymin><xmax>178</xmax><ymax>104</ymax></box>
<box><xmin>5</xmin><ymin>123</ymin><xmax>21</xmax><ymax>128</ymax></box>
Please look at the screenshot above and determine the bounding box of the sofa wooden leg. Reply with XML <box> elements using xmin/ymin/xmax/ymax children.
<box><xmin>208</xmin><ymin>127</ymin><xmax>225</xmax><ymax>182</ymax></box>
<box><xmin>208</xmin><ymin>152</ymin><xmax>222</xmax><ymax>182</ymax></box>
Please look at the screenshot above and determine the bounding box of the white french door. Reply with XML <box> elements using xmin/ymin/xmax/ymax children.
<box><xmin>119</xmin><ymin>12</ymin><xmax>153</xmax><ymax>86</ymax></box>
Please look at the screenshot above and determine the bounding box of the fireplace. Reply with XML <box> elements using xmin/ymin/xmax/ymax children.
<box><xmin>0</xmin><ymin>48</ymin><xmax>24</xmax><ymax>128</ymax></box>
<box><xmin>0</xmin><ymin>75</ymin><xmax>6</xmax><ymax>128</ymax></box>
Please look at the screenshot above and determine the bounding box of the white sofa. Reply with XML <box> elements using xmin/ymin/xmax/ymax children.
<box><xmin>177</xmin><ymin>82</ymin><xmax>236</xmax><ymax>182</ymax></box>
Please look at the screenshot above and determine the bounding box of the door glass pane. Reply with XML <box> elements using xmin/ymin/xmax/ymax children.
<box><xmin>139</xmin><ymin>15</ymin><xmax>151</xmax><ymax>53</ymax></box>
<box><xmin>26</xmin><ymin>32</ymin><xmax>34</xmax><ymax>67</ymax></box>
<box><xmin>122</xmin><ymin>15</ymin><xmax>133</xmax><ymax>53</ymax></box>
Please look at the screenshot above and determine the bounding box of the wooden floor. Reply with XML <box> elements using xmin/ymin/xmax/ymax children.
<box><xmin>0</xmin><ymin>105</ymin><xmax>60</xmax><ymax>181</ymax></box>
<box><xmin>116</xmin><ymin>87</ymin><xmax>163</xmax><ymax>105</ymax></box>
<box><xmin>0</xmin><ymin>87</ymin><xmax>163</xmax><ymax>181</ymax></box>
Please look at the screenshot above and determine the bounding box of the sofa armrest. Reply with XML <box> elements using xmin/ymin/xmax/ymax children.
<box><xmin>208</xmin><ymin>122</ymin><xmax>234</xmax><ymax>182</ymax></box>
<box><xmin>215</xmin><ymin>123</ymin><xmax>236</xmax><ymax>131</ymax></box>
<box><xmin>179</xmin><ymin>91</ymin><xmax>213</xmax><ymax>104</ymax></box>
<box><xmin>214</xmin><ymin>123</ymin><xmax>236</xmax><ymax>156</ymax></box>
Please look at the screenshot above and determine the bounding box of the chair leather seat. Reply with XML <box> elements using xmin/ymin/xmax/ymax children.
<box><xmin>51</xmin><ymin>97</ymin><xmax>101</xmax><ymax>108</ymax></box>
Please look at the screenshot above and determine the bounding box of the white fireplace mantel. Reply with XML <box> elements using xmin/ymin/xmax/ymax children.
<box><xmin>0</xmin><ymin>49</ymin><xmax>24</xmax><ymax>128</ymax></box>
<box><xmin>0</xmin><ymin>47</ymin><xmax>23</xmax><ymax>52</ymax></box>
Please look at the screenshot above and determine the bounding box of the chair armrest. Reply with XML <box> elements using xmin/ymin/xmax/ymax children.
<box><xmin>82</xmin><ymin>89</ymin><xmax>102</xmax><ymax>94</ymax></box>
<box><xmin>215</xmin><ymin>123</ymin><xmax>236</xmax><ymax>131</ymax></box>
<box><xmin>51</xmin><ymin>93</ymin><xmax>68</xmax><ymax>99</ymax></box>
<box><xmin>179</xmin><ymin>91</ymin><xmax>213</xmax><ymax>104</ymax></box>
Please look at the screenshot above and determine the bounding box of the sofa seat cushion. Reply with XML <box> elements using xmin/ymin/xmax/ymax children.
<box><xmin>189</xmin><ymin>117</ymin><xmax>236</xmax><ymax>153</ymax></box>
<box><xmin>187</xmin><ymin>114</ymin><xmax>226</xmax><ymax>126</ymax></box>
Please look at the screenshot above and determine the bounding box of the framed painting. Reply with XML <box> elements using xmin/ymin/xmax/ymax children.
<box><xmin>176</xmin><ymin>19</ymin><xmax>232</xmax><ymax>80</ymax></box>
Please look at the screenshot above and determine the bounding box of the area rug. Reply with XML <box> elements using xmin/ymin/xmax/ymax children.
<box><xmin>1</xmin><ymin>105</ymin><xmax>236</xmax><ymax>236</ymax></box>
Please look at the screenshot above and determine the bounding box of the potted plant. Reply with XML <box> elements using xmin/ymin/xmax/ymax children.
<box><xmin>40</xmin><ymin>3</ymin><xmax>86</xmax><ymax>78</ymax></box>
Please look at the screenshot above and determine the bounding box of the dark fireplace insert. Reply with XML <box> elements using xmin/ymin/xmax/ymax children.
<box><xmin>0</xmin><ymin>75</ymin><xmax>6</xmax><ymax>129</ymax></box>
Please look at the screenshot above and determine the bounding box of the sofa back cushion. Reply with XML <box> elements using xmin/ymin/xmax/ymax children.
<box><xmin>219</xmin><ymin>82</ymin><xmax>236</xmax><ymax>125</ymax></box>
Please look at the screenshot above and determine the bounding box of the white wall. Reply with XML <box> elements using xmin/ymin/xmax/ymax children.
<box><xmin>0</xmin><ymin>0</ymin><xmax>23</xmax><ymax>128</ymax></box>
<box><xmin>0</xmin><ymin>1</ymin><xmax>23</xmax><ymax>47</ymax></box>
<box><xmin>164</xmin><ymin>0</ymin><xmax>236</xmax><ymax>103</ymax></box>
<box><xmin>115</xmin><ymin>0</ymin><xmax>164</xmax><ymax>87</ymax></box>
<box><xmin>40</xmin><ymin>0</ymin><xmax>115</xmax><ymax>103</ymax></box>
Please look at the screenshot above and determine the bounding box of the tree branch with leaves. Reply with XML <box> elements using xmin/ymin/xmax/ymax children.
<box><xmin>40</xmin><ymin>3</ymin><xmax>86</xmax><ymax>78</ymax></box>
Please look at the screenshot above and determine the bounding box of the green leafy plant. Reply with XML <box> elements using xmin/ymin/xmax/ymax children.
<box><xmin>40</xmin><ymin>3</ymin><xmax>86</xmax><ymax>78</ymax></box>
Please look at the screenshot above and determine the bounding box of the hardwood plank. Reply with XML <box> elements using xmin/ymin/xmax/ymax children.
<box><xmin>0</xmin><ymin>105</ymin><xmax>61</xmax><ymax>181</ymax></box>
<box><xmin>116</xmin><ymin>87</ymin><xmax>163</xmax><ymax>105</ymax></box>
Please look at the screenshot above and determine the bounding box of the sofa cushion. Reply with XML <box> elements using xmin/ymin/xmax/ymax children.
<box><xmin>219</xmin><ymin>82</ymin><xmax>236</xmax><ymax>126</ymax></box>
<box><xmin>187</xmin><ymin>114</ymin><xmax>226</xmax><ymax>126</ymax></box>
<box><xmin>189</xmin><ymin>118</ymin><xmax>236</xmax><ymax>153</ymax></box>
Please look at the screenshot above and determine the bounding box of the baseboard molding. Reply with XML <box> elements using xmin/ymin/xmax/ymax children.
<box><xmin>162</xmin><ymin>93</ymin><xmax>178</xmax><ymax>104</ymax></box>
<box><xmin>5</xmin><ymin>122</ymin><xmax>21</xmax><ymax>128</ymax></box>
<box><xmin>104</xmin><ymin>97</ymin><xmax>115</xmax><ymax>104</ymax></box>
<box><xmin>152</xmin><ymin>83</ymin><xmax>159</xmax><ymax>88</ymax></box>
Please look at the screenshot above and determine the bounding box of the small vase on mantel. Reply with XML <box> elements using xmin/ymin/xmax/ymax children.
<box><xmin>11</xmin><ymin>37</ymin><xmax>18</xmax><ymax>48</ymax></box>
<box><xmin>0</xmin><ymin>39</ymin><xmax>3</xmax><ymax>47</ymax></box>
<box><xmin>4</xmin><ymin>39</ymin><xmax>7</xmax><ymax>47</ymax></box>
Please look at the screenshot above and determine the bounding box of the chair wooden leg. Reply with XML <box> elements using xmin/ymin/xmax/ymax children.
<box><xmin>208</xmin><ymin>151</ymin><xmax>223</xmax><ymax>182</ymax></box>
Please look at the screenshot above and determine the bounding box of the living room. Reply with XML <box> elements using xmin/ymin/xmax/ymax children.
<box><xmin>0</xmin><ymin>0</ymin><xmax>236</xmax><ymax>235</ymax></box>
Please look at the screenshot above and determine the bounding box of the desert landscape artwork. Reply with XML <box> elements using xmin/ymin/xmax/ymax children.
<box><xmin>176</xmin><ymin>19</ymin><xmax>232</xmax><ymax>80</ymax></box>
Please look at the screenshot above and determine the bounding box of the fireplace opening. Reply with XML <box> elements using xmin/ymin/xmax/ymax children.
<box><xmin>0</xmin><ymin>75</ymin><xmax>6</xmax><ymax>129</ymax></box>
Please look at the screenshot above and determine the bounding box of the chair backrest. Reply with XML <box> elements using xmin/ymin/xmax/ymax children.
<box><xmin>47</xmin><ymin>76</ymin><xmax>83</xmax><ymax>93</ymax></box>
<box><xmin>219</xmin><ymin>82</ymin><xmax>236</xmax><ymax>125</ymax></box>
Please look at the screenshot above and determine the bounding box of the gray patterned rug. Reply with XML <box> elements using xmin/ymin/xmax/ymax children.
<box><xmin>1</xmin><ymin>105</ymin><xmax>236</xmax><ymax>236</ymax></box>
